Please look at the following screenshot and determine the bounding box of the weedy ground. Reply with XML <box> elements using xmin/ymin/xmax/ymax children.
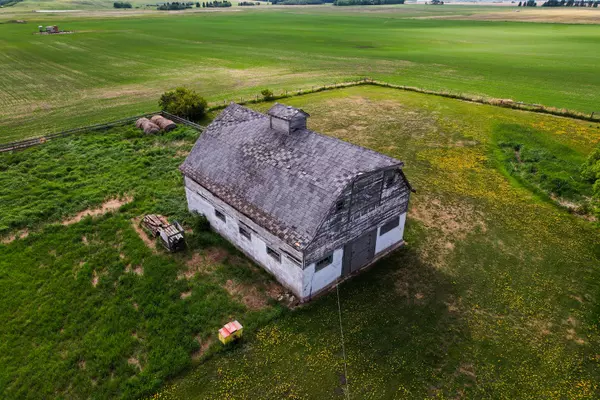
<box><xmin>0</xmin><ymin>125</ymin><xmax>287</xmax><ymax>399</ymax></box>
<box><xmin>157</xmin><ymin>86</ymin><xmax>600</xmax><ymax>399</ymax></box>
<box><xmin>1</xmin><ymin>6</ymin><xmax>600</xmax><ymax>142</ymax></box>
<box><xmin>1</xmin><ymin>86</ymin><xmax>600</xmax><ymax>399</ymax></box>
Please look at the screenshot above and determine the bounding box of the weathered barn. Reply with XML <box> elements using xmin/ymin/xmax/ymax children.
<box><xmin>180</xmin><ymin>103</ymin><xmax>412</xmax><ymax>302</ymax></box>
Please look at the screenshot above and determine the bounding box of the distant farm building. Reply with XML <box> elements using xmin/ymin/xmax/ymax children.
<box><xmin>39</xmin><ymin>25</ymin><xmax>59</xmax><ymax>33</ymax></box>
<box><xmin>37</xmin><ymin>25</ymin><xmax>71</xmax><ymax>35</ymax></box>
<box><xmin>180</xmin><ymin>103</ymin><xmax>412</xmax><ymax>301</ymax></box>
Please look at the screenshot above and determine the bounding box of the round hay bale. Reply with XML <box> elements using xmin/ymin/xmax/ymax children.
<box><xmin>135</xmin><ymin>117</ymin><xmax>149</xmax><ymax>129</ymax></box>
<box><xmin>136</xmin><ymin>118</ymin><xmax>160</xmax><ymax>135</ymax></box>
<box><xmin>151</xmin><ymin>115</ymin><xmax>177</xmax><ymax>132</ymax></box>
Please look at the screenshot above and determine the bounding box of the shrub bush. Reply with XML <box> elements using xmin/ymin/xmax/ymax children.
<box><xmin>581</xmin><ymin>147</ymin><xmax>600</xmax><ymax>183</ymax></box>
<box><xmin>580</xmin><ymin>146</ymin><xmax>600</xmax><ymax>218</ymax></box>
<box><xmin>113</xmin><ymin>1</ymin><xmax>132</xmax><ymax>7</ymax></box>
<box><xmin>261</xmin><ymin>89</ymin><xmax>274</xmax><ymax>100</ymax></box>
<box><xmin>159</xmin><ymin>87</ymin><xmax>207</xmax><ymax>121</ymax></box>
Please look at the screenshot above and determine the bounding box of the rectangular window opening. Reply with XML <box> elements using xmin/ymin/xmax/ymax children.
<box><xmin>239</xmin><ymin>225</ymin><xmax>251</xmax><ymax>240</ymax></box>
<box><xmin>215</xmin><ymin>209</ymin><xmax>226</xmax><ymax>223</ymax></box>
<box><xmin>286</xmin><ymin>255</ymin><xmax>301</xmax><ymax>266</ymax></box>
<box><xmin>315</xmin><ymin>253</ymin><xmax>333</xmax><ymax>271</ymax></box>
<box><xmin>335</xmin><ymin>200</ymin><xmax>345</xmax><ymax>212</ymax></box>
<box><xmin>384</xmin><ymin>169</ymin><xmax>397</xmax><ymax>188</ymax></box>
<box><xmin>380</xmin><ymin>216</ymin><xmax>400</xmax><ymax>236</ymax></box>
<box><xmin>281</xmin><ymin>249</ymin><xmax>302</xmax><ymax>266</ymax></box>
<box><xmin>266</xmin><ymin>246</ymin><xmax>281</xmax><ymax>263</ymax></box>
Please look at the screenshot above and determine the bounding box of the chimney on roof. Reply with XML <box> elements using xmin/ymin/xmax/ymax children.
<box><xmin>267</xmin><ymin>103</ymin><xmax>310</xmax><ymax>134</ymax></box>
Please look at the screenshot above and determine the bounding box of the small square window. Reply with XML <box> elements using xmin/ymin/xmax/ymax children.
<box><xmin>335</xmin><ymin>200</ymin><xmax>345</xmax><ymax>212</ymax></box>
<box><xmin>239</xmin><ymin>225</ymin><xmax>251</xmax><ymax>240</ymax></box>
<box><xmin>215</xmin><ymin>209</ymin><xmax>226</xmax><ymax>222</ymax></box>
<box><xmin>266</xmin><ymin>246</ymin><xmax>281</xmax><ymax>263</ymax></box>
<box><xmin>380</xmin><ymin>216</ymin><xmax>400</xmax><ymax>236</ymax></box>
<box><xmin>315</xmin><ymin>253</ymin><xmax>333</xmax><ymax>271</ymax></box>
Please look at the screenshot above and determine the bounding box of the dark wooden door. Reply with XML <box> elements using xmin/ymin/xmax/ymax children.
<box><xmin>343</xmin><ymin>229</ymin><xmax>377</xmax><ymax>275</ymax></box>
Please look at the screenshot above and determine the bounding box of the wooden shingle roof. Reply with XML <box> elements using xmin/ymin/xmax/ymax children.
<box><xmin>267</xmin><ymin>103</ymin><xmax>310</xmax><ymax>121</ymax></box>
<box><xmin>180</xmin><ymin>103</ymin><xmax>403</xmax><ymax>249</ymax></box>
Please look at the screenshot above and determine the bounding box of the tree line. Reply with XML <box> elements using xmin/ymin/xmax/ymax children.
<box><xmin>334</xmin><ymin>0</ymin><xmax>404</xmax><ymax>5</ymax></box>
<box><xmin>270</xmin><ymin>0</ymin><xmax>405</xmax><ymax>4</ymax></box>
<box><xmin>157</xmin><ymin>1</ymin><xmax>193</xmax><ymax>9</ymax></box>
<box><xmin>0</xmin><ymin>0</ymin><xmax>24</xmax><ymax>5</ymax></box>
<box><xmin>113</xmin><ymin>1</ymin><xmax>132</xmax><ymax>7</ymax></box>
<box><xmin>270</xmin><ymin>0</ymin><xmax>330</xmax><ymax>4</ymax></box>
<box><xmin>201</xmin><ymin>1</ymin><xmax>232</xmax><ymax>6</ymax></box>
<box><xmin>518</xmin><ymin>0</ymin><xmax>599</xmax><ymax>5</ymax></box>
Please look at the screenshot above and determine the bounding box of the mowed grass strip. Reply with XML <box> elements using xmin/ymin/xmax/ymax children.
<box><xmin>155</xmin><ymin>86</ymin><xmax>600</xmax><ymax>399</ymax></box>
<box><xmin>1</xmin><ymin>8</ymin><xmax>600</xmax><ymax>141</ymax></box>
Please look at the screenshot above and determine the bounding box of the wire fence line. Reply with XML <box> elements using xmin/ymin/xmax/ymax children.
<box><xmin>160</xmin><ymin>111</ymin><xmax>205</xmax><ymax>131</ymax></box>
<box><xmin>0</xmin><ymin>80</ymin><xmax>368</xmax><ymax>154</ymax></box>
<box><xmin>0</xmin><ymin>111</ymin><xmax>204</xmax><ymax>153</ymax></box>
<box><xmin>2</xmin><ymin>77</ymin><xmax>598</xmax><ymax>153</ymax></box>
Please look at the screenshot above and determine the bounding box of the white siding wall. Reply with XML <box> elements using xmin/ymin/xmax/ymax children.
<box><xmin>302</xmin><ymin>247</ymin><xmax>343</xmax><ymax>299</ymax></box>
<box><xmin>375</xmin><ymin>212</ymin><xmax>406</xmax><ymax>254</ymax></box>
<box><xmin>184</xmin><ymin>177</ymin><xmax>407</xmax><ymax>302</ymax></box>
<box><xmin>270</xmin><ymin>117</ymin><xmax>290</xmax><ymax>133</ymax></box>
<box><xmin>290</xmin><ymin>115</ymin><xmax>307</xmax><ymax>132</ymax></box>
<box><xmin>184</xmin><ymin>178</ymin><xmax>303</xmax><ymax>296</ymax></box>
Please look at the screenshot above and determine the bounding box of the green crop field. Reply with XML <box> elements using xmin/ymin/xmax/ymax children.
<box><xmin>1</xmin><ymin>6</ymin><xmax>600</xmax><ymax>142</ymax></box>
<box><xmin>1</xmin><ymin>85</ymin><xmax>600</xmax><ymax>399</ymax></box>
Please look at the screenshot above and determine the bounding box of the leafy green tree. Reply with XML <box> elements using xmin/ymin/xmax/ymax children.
<box><xmin>261</xmin><ymin>89</ymin><xmax>274</xmax><ymax>100</ymax></box>
<box><xmin>113</xmin><ymin>1</ymin><xmax>132</xmax><ymax>7</ymax></box>
<box><xmin>159</xmin><ymin>87</ymin><xmax>207</xmax><ymax>121</ymax></box>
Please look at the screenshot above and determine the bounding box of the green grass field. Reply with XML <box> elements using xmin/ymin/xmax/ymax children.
<box><xmin>2</xmin><ymin>3</ymin><xmax>600</xmax><ymax>398</ymax></box>
<box><xmin>1</xmin><ymin>6</ymin><xmax>600</xmax><ymax>142</ymax></box>
<box><xmin>0</xmin><ymin>123</ymin><xmax>287</xmax><ymax>399</ymax></box>
<box><xmin>2</xmin><ymin>86</ymin><xmax>599</xmax><ymax>399</ymax></box>
<box><xmin>156</xmin><ymin>85</ymin><xmax>600</xmax><ymax>399</ymax></box>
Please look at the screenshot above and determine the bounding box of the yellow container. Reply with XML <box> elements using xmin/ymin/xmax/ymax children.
<box><xmin>218</xmin><ymin>320</ymin><xmax>243</xmax><ymax>344</ymax></box>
